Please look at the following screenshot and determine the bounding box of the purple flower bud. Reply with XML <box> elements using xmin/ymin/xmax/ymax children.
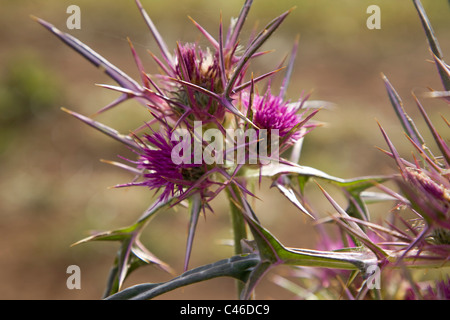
<box><xmin>402</xmin><ymin>167</ymin><xmax>450</xmax><ymax>226</ymax></box>
<box><xmin>405</xmin><ymin>168</ymin><xmax>450</xmax><ymax>205</ymax></box>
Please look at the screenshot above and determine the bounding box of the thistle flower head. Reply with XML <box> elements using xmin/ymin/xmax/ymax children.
<box><xmin>170</xmin><ymin>42</ymin><xmax>228</xmax><ymax>122</ymax></box>
<box><xmin>405</xmin><ymin>277</ymin><xmax>450</xmax><ymax>300</ymax></box>
<box><xmin>242</xmin><ymin>90</ymin><xmax>315</xmax><ymax>144</ymax></box>
<box><xmin>378</xmin><ymin>119</ymin><xmax>450</xmax><ymax>231</ymax></box>
<box><xmin>378</xmin><ymin>68</ymin><xmax>450</xmax><ymax>261</ymax></box>
<box><xmin>404</xmin><ymin>167</ymin><xmax>450</xmax><ymax>211</ymax></box>
<box><xmin>175</xmin><ymin>43</ymin><xmax>224</xmax><ymax>93</ymax></box>
<box><xmin>118</xmin><ymin>128</ymin><xmax>211</xmax><ymax>203</ymax></box>
<box><xmin>397</xmin><ymin>166</ymin><xmax>450</xmax><ymax>239</ymax></box>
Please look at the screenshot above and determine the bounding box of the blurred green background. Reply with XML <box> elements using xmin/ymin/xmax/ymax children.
<box><xmin>0</xmin><ymin>0</ymin><xmax>448</xmax><ymax>299</ymax></box>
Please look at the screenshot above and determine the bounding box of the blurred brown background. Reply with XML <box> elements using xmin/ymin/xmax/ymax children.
<box><xmin>0</xmin><ymin>0</ymin><xmax>448</xmax><ymax>299</ymax></box>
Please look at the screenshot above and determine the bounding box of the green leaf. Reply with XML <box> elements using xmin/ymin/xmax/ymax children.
<box><xmin>423</xmin><ymin>89</ymin><xmax>450</xmax><ymax>103</ymax></box>
<box><xmin>104</xmin><ymin>254</ymin><xmax>260</xmax><ymax>300</ymax></box>
<box><xmin>237</xmin><ymin>207</ymin><xmax>380</xmax><ymax>299</ymax></box>
<box><xmin>412</xmin><ymin>0</ymin><xmax>443</xmax><ymax>59</ymax></box>
<box><xmin>316</xmin><ymin>182</ymin><xmax>388</xmax><ymax>259</ymax></box>
<box><xmin>432</xmin><ymin>53</ymin><xmax>450</xmax><ymax>91</ymax></box>
<box><xmin>242</xmin><ymin>209</ymin><xmax>378</xmax><ymax>270</ymax></box>
<box><xmin>224</xmin><ymin>7</ymin><xmax>293</xmax><ymax>98</ymax></box>
<box><xmin>240</xmin><ymin>261</ymin><xmax>272</xmax><ymax>300</ymax></box>
<box><xmin>61</xmin><ymin>108</ymin><xmax>138</xmax><ymax>150</ymax></box>
<box><xmin>33</xmin><ymin>16</ymin><xmax>143</xmax><ymax>99</ymax></box>
<box><xmin>279</xmin><ymin>35</ymin><xmax>299</xmax><ymax>100</ymax></box>
<box><xmin>271</xmin><ymin>274</ymin><xmax>320</xmax><ymax>300</ymax></box>
<box><xmin>246</xmin><ymin>162</ymin><xmax>390</xmax><ymax>190</ymax></box>
<box><xmin>359</xmin><ymin>191</ymin><xmax>398</xmax><ymax>204</ymax></box>
<box><xmin>345</xmin><ymin>192</ymin><xmax>370</xmax><ymax>221</ymax></box>
<box><xmin>412</xmin><ymin>93</ymin><xmax>450</xmax><ymax>165</ymax></box>
<box><xmin>184</xmin><ymin>193</ymin><xmax>202</xmax><ymax>271</ymax></box>
<box><xmin>412</xmin><ymin>0</ymin><xmax>450</xmax><ymax>93</ymax></box>
<box><xmin>382</xmin><ymin>74</ymin><xmax>425</xmax><ymax>149</ymax></box>
<box><xmin>73</xmin><ymin>198</ymin><xmax>174</xmax><ymax>296</ymax></box>
<box><xmin>297</xmin><ymin>175</ymin><xmax>310</xmax><ymax>194</ymax></box>
<box><xmin>104</xmin><ymin>236</ymin><xmax>136</xmax><ymax>297</ymax></box>
<box><xmin>135</xmin><ymin>0</ymin><xmax>173</xmax><ymax>67</ymax></box>
<box><xmin>72</xmin><ymin>225</ymin><xmax>137</xmax><ymax>245</ymax></box>
<box><xmin>101</xmin><ymin>239</ymin><xmax>174</xmax><ymax>298</ymax></box>
<box><xmin>227</xmin><ymin>0</ymin><xmax>254</xmax><ymax>51</ymax></box>
<box><xmin>272</xmin><ymin>179</ymin><xmax>314</xmax><ymax>219</ymax></box>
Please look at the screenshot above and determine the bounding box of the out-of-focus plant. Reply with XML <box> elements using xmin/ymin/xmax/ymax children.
<box><xmin>0</xmin><ymin>54</ymin><xmax>63</xmax><ymax>126</ymax></box>
<box><xmin>33</xmin><ymin>0</ymin><xmax>448</xmax><ymax>300</ymax></box>
<box><xmin>274</xmin><ymin>0</ymin><xmax>449</xmax><ymax>300</ymax></box>
<box><xmin>373</xmin><ymin>0</ymin><xmax>449</xmax><ymax>299</ymax></box>
<box><xmin>0</xmin><ymin>53</ymin><xmax>63</xmax><ymax>155</ymax></box>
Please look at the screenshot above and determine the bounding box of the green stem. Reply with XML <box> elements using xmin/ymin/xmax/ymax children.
<box><xmin>227</xmin><ymin>186</ymin><xmax>248</xmax><ymax>298</ymax></box>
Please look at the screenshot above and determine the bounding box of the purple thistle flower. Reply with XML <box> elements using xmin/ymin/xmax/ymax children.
<box><xmin>175</xmin><ymin>43</ymin><xmax>224</xmax><ymax>93</ymax></box>
<box><xmin>405</xmin><ymin>277</ymin><xmax>450</xmax><ymax>300</ymax></box>
<box><xmin>242</xmin><ymin>90</ymin><xmax>317</xmax><ymax>144</ymax></box>
<box><xmin>403</xmin><ymin>167</ymin><xmax>450</xmax><ymax>221</ymax></box>
<box><xmin>170</xmin><ymin>42</ymin><xmax>228</xmax><ymax>122</ymax></box>
<box><xmin>396</xmin><ymin>166</ymin><xmax>450</xmax><ymax>251</ymax></box>
<box><xmin>381</xmin><ymin>135</ymin><xmax>450</xmax><ymax>234</ymax></box>
<box><xmin>377</xmin><ymin>100</ymin><xmax>450</xmax><ymax>260</ymax></box>
<box><xmin>116</xmin><ymin>128</ymin><xmax>211</xmax><ymax>203</ymax></box>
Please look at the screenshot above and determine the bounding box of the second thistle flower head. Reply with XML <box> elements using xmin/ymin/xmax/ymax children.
<box><xmin>399</xmin><ymin>166</ymin><xmax>450</xmax><ymax>231</ymax></box>
<box><xmin>242</xmin><ymin>90</ymin><xmax>316</xmax><ymax>144</ymax></box>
